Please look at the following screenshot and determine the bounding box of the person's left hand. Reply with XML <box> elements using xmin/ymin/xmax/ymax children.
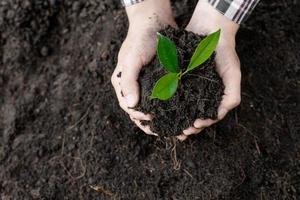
<box><xmin>177</xmin><ymin>0</ymin><xmax>241</xmax><ymax>141</ymax></box>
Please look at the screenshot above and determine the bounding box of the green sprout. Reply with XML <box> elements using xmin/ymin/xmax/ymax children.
<box><xmin>150</xmin><ymin>29</ymin><xmax>221</xmax><ymax>100</ymax></box>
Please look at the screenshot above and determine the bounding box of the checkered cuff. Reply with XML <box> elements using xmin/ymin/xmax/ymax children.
<box><xmin>208</xmin><ymin>0</ymin><xmax>260</xmax><ymax>24</ymax></box>
<box><xmin>121</xmin><ymin>0</ymin><xmax>145</xmax><ymax>7</ymax></box>
<box><xmin>121</xmin><ymin>0</ymin><xmax>260</xmax><ymax>24</ymax></box>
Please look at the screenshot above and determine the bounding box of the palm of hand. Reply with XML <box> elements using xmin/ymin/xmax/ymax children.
<box><xmin>177</xmin><ymin>26</ymin><xmax>241</xmax><ymax>140</ymax></box>
<box><xmin>111</xmin><ymin>29</ymin><xmax>159</xmax><ymax>135</ymax></box>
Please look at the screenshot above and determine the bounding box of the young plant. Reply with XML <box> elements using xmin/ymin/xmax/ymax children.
<box><xmin>151</xmin><ymin>29</ymin><xmax>221</xmax><ymax>100</ymax></box>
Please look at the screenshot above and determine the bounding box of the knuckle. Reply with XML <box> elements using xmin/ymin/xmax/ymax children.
<box><xmin>110</xmin><ymin>76</ymin><xmax>115</xmax><ymax>85</ymax></box>
<box><xmin>231</xmin><ymin>96</ymin><xmax>241</xmax><ymax>107</ymax></box>
<box><xmin>111</xmin><ymin>71</ymin><xmax>117</xmax><ymax>83</ymax></box>
<box><xmin>119</xmin><ymin>102</ymin><xmax>127</xmax><ymax>112</ymax></box>
<box><xmin>111</xmin><ymin>74</ymin><xmax>120</xmax><ymax>87</ymax></box>
<box><xmin>235</xmin><ymin>68</ymin><xmax>242</xmax><ymax>79</ymax></box>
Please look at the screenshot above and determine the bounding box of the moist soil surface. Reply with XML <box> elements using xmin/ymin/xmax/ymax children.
<box><xmin>1</xmin><ymin>0</ymin><xmax>300</xmax><ymax>199</ymax></box>
<box><xmin>138</xmin><ymin>27</ymin><xmax>223</xmax><ymax>137</ymax></box>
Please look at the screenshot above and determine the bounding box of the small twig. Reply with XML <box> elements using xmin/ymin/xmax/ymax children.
<box><xmin>183</xmin><ymin>169</ymin><xmax>194</xmax><ymax>179</ymax></box>
<box><xmin>212</xmin><ymin>129</ymin><xmax>216</xmax><ymax>144</ymax></box>
<box><xmin>234</xmin><ymin>166</ymin><xmax>246</xmax><ymax>189</ymax></box>
<box><xmin>66</xmin><ymin>106</ymin><xmax>92</xmax><ymax>131</ymax></box>
<box><xmin>187</xmin><ymin>74</ymin><xmax>220</xmax><ymax>84</ymax></box>
<box><xmin>59</xmin><ymin>156</ymin><xmax>87</xmax><ymax>182</ymax></box>
<box><xmin>235</xmin><ymin>109</ymin><xmax>239</xmax><ymax>124</ymax></box>
<box><xmin>90</xmin><ymin>185</ymin><xmax>115</xmax><ymax>197</ymax></box>
<box><xmin>238</xmin><ymin>124</ymin><xmax>262</xmax><ymax>155</ymax></box>
<box><xmin>254</xmin><ymin>138</ymin><xmax>261</xmax><ymax>155</ymax></box>
<box><xmin>238</xmin><ymin>123</ymin><xmax>258</xmax><ymax>139</ymax></box>
<box><xmin>66</xmin><ymin>92</ymin><xmax>100</xmax><ymax>131</ymax></box>
<box><xmin>170</xmin><ymin>137</ymin><xmax>181</xmax><ymax>170</ymax></box>
<box><xmin>61</xmin><ymin>131</ymin><xmax>66</xmax><ymax>156</ymax></box>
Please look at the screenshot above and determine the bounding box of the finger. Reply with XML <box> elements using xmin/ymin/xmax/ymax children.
<box><xmin>131</xmin><ymin>117</ymin><xmax>158</xmax><ymax>136</ymax></box>
<box><xmin>118</xmin><ymin>53</ymin><xmax>142</xmax><ymax>109</ymax></box>
<box><xmin>112</xmin><ymin>70</ymin><xmax>152</xmax><ymax>120</ymax></box>
<box><xmin>218</xmin><ymin>67</ymin><xmax>241</xmax><ymax>120</ymax></box>
<box><xmin>193</xmin><ymin>119</ymin><xmax>216</xmax><ymax>129</ymax></box>
<box><xmin>183</xmin><ymin>126</ymin><xmax>203</xmax><ymax>136</ymax></box>
<box><xmin>118</xmin><ymin>48</ymin><xmax>151</xmax><ymax>120</ymax></box>
<box><xmin>111</xmin><ymin>66</ymin><xmax>130</xmax><ymax>113</ymax></box>
<box><xmin>216</xmin><ymin>50</ymin><xmax>241</xmax><ymax>120</ymax></box>
<box><xmin>129</xmin><ymin>110</ymin><xmax>153</xmax><ymax>121</ymax></box>
<box><xmin>112</xmin><ymin>43</ymin><xmax>152</xmax><ymax>120</ymax></box>
<box><xmin>177</xmin><ymin>134</ymin><xmax>188</xmax><ymax>141</ymax></box>
<box><xmin>182</xmin><ymin>118</ymin><xmax>216</xmax><ymax>136</ymax></box>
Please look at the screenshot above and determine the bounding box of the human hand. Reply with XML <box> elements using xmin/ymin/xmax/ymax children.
<box><xmin>178</xmin><ymin>0</ymin><xmax>241</xmax><ymax>140</ymax></box>
<box><xmin>111</xmin><ymin>0</ymin><xmax>176</xmax><ymax>135</ymax></box>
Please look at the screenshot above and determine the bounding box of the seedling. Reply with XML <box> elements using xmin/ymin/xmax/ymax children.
<box><xmin>151</xmin><ymin>29</ymin><xmax>221</xmax><ymax>100</ymax></box>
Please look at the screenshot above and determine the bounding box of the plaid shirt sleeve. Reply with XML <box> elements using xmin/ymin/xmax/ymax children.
<box><xmin>121</xmin><ymin>0</ymin><xmax>145</xmax><ymax>7</ymax></box>
<box><xmin>121</xmin><ymin>0</ymin><xmax>259</xmax><ymax>24</ymax></box>
<box><xmin>208</xmin><ymin>0</ymin><xmax>260</xmax><ymax>24</ymax></box>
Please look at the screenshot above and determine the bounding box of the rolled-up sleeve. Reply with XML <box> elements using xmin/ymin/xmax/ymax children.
<box><xmin>121</xmin><ymin>0</ymin><xmax>260</xmax><ymax>24</ymax></box>
<box><xmin>208</xmin><ymin>0</ymin><xmax>260</xmax><ymax>24</ymax></box>
<box><xmin>121</xmin><ymin>0</ymin><xmax>145</xmax><ymax>7</ymax></box>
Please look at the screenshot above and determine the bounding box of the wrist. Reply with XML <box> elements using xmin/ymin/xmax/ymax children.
<box><xmin>126</xmin><ymin>0</ymin><xmax>176</xmax><ymax>31</ymax></box>
<box><xmin>187</xmin><ymin>0</ymin><xmax>239</xmax><ymax>47</ymax></box>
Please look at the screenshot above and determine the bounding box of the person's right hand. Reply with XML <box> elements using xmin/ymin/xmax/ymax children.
<box><xmin>111</xmin><ymin>0</ymin><xmax>176</xmax><ymax>135</ymax></box>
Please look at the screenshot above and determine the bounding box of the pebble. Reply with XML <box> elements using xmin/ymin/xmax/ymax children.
<box><xmin>49</xmin><ymin>0</ymin><xmax>56</xmax><ymax>6</ymax></box>
<box><xmin>37</xmin><ymin>148</ymin><xmax>44</xmax><ymax>157</ymax></box>
<box><xmin>72</xmin><ymin>1</ymin><xmax>80</xmax><ymax>11</ymax></box>
<box><xmin>67</xmin><ymin>143</ymin><xmax>75</xmax><ymax>151</ymax></box>
<box><xmin>22</xmin><ymin>0</ymin><xmax>31</xmax><ymax>8</ymax></box>
<box><xmin>0</xmin><ymin>17</ymin><xmax>3</xmax><ymax>26</ymax></box>
<box><xmin>40</xmin><ymin>46</ymin><xmax>49</xmax><ymax>57</ymax></box>
<box><xmin>186</xmin><ymin>159</ymin><xmax>196</xmax><ymax>168</ymax></box>
<box><xmin>30</xmin><ymin>188</ymin><xmax>40</xmax><ymax>198</ymax></box>
<box><xmin>6</xmin><ymin>10</ymin><xmax>15</xmax><ymax>19</ymax></box>
<box><xmin>88</xmin><ymin>177</ymin><xmax>94</xmax><ymax>184</ymax></box>
<box><xmin>79</xmin><ymin>8</ymin><xmax>87</xmax><ymax>18</ymax></box>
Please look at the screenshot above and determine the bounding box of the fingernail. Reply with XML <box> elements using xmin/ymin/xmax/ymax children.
<box><xmin>218</xmin><ymin>108</ymin><xmax>227</xmax><ymax>120</ymax></box>
<box><xmin>152</xmin><ymin>132</ymin><xmax>158</xmax><ymax>136</ymax></box>
<box><xmin>177</xmin><ymin>134</ymin><xmax>187</xmax><ymax>141</ymax></box>
<box><xmin>125</xmin><ymin>94</ymin><xmax>135</xmax><ymax>108</ymax></box>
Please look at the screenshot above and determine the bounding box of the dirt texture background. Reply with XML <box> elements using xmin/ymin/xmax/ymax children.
<box><xmin>0</xmin><ymin>0</ymin><xmax>300</xmax><ymax>199</ymax></box>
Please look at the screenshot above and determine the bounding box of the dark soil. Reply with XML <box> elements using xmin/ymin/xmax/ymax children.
<box><xmin>1</xmin><ymin>0</ymin><xmax>300</xmax><ymax>199</ymax></box>
<box><xmin>138</xmin><ymin>27</ymin><xmax>223</xmax><ymax>137</ymax></box>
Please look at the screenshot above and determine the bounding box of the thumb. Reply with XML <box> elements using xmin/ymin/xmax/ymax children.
<box><xmin>119</xmin><ymin>55</ymin><xmax>142</xmax><ymax>108</ymax></box>
<box><xmin>217</xmin><ymin>55</ymin><xmax>241</xmax><ymax>120</ymax></box>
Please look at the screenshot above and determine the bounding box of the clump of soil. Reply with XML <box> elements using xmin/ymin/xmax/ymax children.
<box><xmin>138</xmin><ymin>27</ymin><xmax>224</xmax><ymax>137</ymax></box>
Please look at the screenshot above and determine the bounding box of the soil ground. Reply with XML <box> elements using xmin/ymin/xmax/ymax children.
<box><xmin>0</xmin><ymin>0</ymin><xmax>300</xmax><ymax>199</ymax></box>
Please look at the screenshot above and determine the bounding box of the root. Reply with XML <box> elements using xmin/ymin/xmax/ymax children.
<box><xmin>170</xmin><ymin>137</ymin><xmax>181</xmax><ymax>170</ymax></box>
<box><xmin>59</xmin><ymin>155</ymin><xmax>87</xmax><ymax>183</ymax></box>
<box><xmin>183</xmin><ymin>169</ymin><xmax>194</xmax><ymax>179</ymax></box>
<box><xmin>90</xmin><ymin>185</ymin><xmax>115</xmax><ymax>197</ymax></box>
<box><xmin>234</xmin><ymin>165</ymin><xmax>246</xmax><ymax>189</ymax></box>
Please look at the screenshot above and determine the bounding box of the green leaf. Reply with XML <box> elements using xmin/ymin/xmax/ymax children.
<box><xmin>157</xmin><ymin>33</ymin><xmax>180</xmax><ymax>73</ymax></box>
<box><xmin>186</xmin><ymin>29</ymin><xmax>221</xmax><ymax>72</ymax></box>
<box><xmin>151</xmin><ymin>73</ymin><xmax>179</xmax><ymax>100</ymax></box>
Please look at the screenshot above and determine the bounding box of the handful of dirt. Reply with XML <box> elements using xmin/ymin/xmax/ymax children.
<box><xmin>137</xmin><ymin>27</ymin><xmax>224</xmax><ymax>137</ymax></box>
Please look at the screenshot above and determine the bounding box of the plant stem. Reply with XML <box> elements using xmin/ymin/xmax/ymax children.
<box><xmin>181</xmin><ymin>70</ymin><xmax>189</xmax><ymax>77</ymax></box>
